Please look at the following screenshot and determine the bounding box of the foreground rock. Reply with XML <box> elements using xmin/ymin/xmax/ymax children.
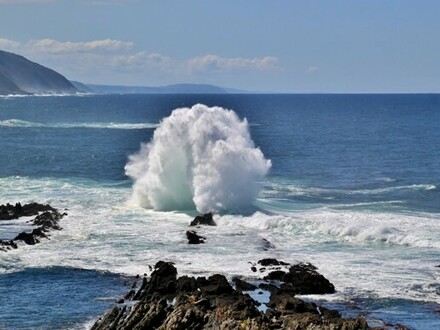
<box><xmin>92</xmin><ymin>261</ymin><xmax>371</xmax><ymax>330</ymax></box>
<box><xmin>0</xmin><ymin>202</ymin><xmax>66</xmax><ymax>251</ymax></box>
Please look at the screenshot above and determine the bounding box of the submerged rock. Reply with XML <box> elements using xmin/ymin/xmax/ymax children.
<box><xmin>92</xmin><ymin>261</ymin><xmax>370</xmax><ymax>330</ymax></box>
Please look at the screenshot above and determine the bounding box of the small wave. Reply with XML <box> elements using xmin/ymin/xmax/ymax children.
<box><xmin>0</xmin><ymin>119</ymin><xmax>158</xmax><ymax>130</ymax></box>
<box><xmin>264</xmin><ymin>182</ymin><xmax>437</xmax><ymax>197</ymax></box>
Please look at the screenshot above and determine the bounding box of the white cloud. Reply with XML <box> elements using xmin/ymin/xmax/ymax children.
<box><xmin>112</xmin><ymin>51</ymin><xmax>172</xmax><ymax>71</ymax></box>
<box><xmin>0</xmin><ymin>37</ymin><xmax>280</xmax><ymax>86</ymax></box>
<box><xmin>0</xmin><ymin>38</ymin><xmax>20</xmax><ymax>49</ymax></box>
<box><xmin>187</xmin><ymin>54</ymin><xmax>279</xmax><ymax>73</ymax></box>
<box><xmin>26</xmin><ymin>38</ymin><xmax>133</xmax><ymax>53</ymax></box>
<box><xmin>307</xmin><ymin>66</ymin><xmax>319</xmax><ymax>73</ymax></box>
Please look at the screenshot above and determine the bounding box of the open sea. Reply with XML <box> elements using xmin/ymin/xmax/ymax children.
<box><xmin>0</xmin><ymin>94</ymin><xmax>439</xmax><ymax>329</ymax></box>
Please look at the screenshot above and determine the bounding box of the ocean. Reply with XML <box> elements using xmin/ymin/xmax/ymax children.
<box><xmin>0</xmin><ymin>94</ymin><xmax>439</xmax><ymax>329</ymax></box>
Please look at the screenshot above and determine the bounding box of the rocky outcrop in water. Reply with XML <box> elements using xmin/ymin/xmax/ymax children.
<box><xmin>190</xmin><ymin>213</ymin><xmax>216</xmax><ymax>226</ymax></box>
<box><xmin>0</xmin><ymin>202</ymin><xmax>66</xmax><ymax>251</ymax></box>
<box><xmin>91</xmin><ymin>260</ymin><xmax>371</xmax><ymax>330</ymax></box>
<box><xmin>186</xmin><ymin>230</ymin><xmax>206</xmax><ymax>244</ymax></box>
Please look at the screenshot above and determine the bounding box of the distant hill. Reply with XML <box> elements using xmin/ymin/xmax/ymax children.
<box><xmin>81</xmin><ymin>83</ymin><xmax>232</xmax><ymax>94</ymax></box>
<box><xmin>0</xmin><ymin>50</ymin><xmax>78</xmax><ymax>95</ymax></box>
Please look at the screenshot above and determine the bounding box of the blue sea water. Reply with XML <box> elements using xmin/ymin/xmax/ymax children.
<box><xmin>0</xmin><ymin>94</ymin><xmax>439</xmax><ymax>329</ymax></box>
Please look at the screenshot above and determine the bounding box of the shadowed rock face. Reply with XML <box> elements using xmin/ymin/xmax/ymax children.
<box><xmin>0</xmin><ymin>50</ymin><xmax>78</xmax><ymax>95</ymax></box>
<box><xmin>92</xmin><ymin>261</ymin><xmax>371</xmax><ymax>330</ymax></box>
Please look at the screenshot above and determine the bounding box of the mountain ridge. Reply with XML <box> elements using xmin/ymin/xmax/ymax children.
<box><xmin>0</xmin><ymin>50</ymin><xmax>78</xmax><ymax>95</ymax></box>
<box><xmin>0</xmin><ymin>49</ymin><xmax>250</xmax><ymax>96</ymax></box>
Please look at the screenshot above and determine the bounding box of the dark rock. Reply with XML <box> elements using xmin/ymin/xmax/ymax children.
<box><xmin>176</xmin><ymin>276</ymin><xmax>198</xmax><ymax>293</ymax></box>
<box><xmin>0</xmin><ymin>240</ymin><xmax>18</xmax><ymax>251</ymax></box>
<box><xmin>198</xmin><ymin>274</ymin><xmax>233</xmax><ymax>295</ymax></box>
<box><xmin>232</xmin><ymin>277</ymin><xmax>257</xmax><ymax>291</ymax></box>
<box><xmin>264</xmin><ymin>270</ymin><xmax>286</xmax><ymax>281</ymax></box>
<box><xmin>14</xmin><ymin>231</ymin><xmax>39</xmax><ymax>245</ymax></box>
<box><xmin>0</xmin><ymin>202</ymin><xmax>56</xmax><ymax>220</ymax></box>
<box><xmin>263</xmin><ymin>262</ymin><xmax>335</xmax><ymax>295</ymax></box>
<box><xmin>261</xmin><ymin>238</ymin><xmax>275</xmax><ymax>250</ymax></box>
<box><xmin>92</xmin><ymin>261</ymin><xmax>371</xmax><ymax>330</ymax></box>
<box><xmin>1</xmin><ymin>204</ymin><xmax>66</xmax><ymax>251</ymax></box>
<box><xmin>258</xmin><ymin>258</ymin><xmax>290</xmax><ymax>266</ymax></box>
<box><xmin>186</xmin><ymin>230</ymin><xmax>205</xmax><ymax>244</ymax></box>
<box><xmin>124</xmin><ymin>289</ymin><xmax>135</xmax><ymax>300</ymax></box>
<box><xmin>285</xmin><ymin>263</ymin><xmax>335</xmax><ymax>294</ymax></box>
<box><xmin>148</xmin><ymin>261</ymin><xmax>178</xmax><ymax>294</ymax></box>
<box><xmin>189</xmin><ymin>213</ymin><xmax>216</xmax><ymax>226</ymax></box>
<box><xmin>32</xmin><ymin>211</ymin><xmax>63</xmax><ymax>230</ymax></box>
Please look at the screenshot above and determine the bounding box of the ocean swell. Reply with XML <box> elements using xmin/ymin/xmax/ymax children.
<box><xmin>0</xmin><ymin>119</ymin><xmax>157</xmax><ymax>130</ymax></box>
<box><xmin>125</xmin><ymin>104</ymin><xmax>271</xmax><ymax>213</ymax></box>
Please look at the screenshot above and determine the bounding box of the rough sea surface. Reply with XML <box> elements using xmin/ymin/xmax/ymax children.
<box><xmin>0</xmin><ymin>94</ymin><xmax>439</xmax><ymax>329</ymax></box>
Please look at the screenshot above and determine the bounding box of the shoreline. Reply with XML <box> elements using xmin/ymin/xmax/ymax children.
<box><xmin>91</xmin><ymin>260</ymin><xmax>375</xmax><ymax>330</ymax></box>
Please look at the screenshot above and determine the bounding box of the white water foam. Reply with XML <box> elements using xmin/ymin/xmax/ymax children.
<box><xmin>0</xmin><ymin>119</ymin><xmax>158</xmax><ymax>130</ymax></box>
<box><xmin>125</xmin><ymin>104</ymin><xmax>271</xmax><ymax>213</ymax></box>
<box><xmin>263</xmin><ymin>182</ymin><xmax>437</xmax><ymax>198</ymax></box>
<box><xmin>1</xmin><ymin>176</ymin><xmax>439</xmax><ymax>307</ymax></box>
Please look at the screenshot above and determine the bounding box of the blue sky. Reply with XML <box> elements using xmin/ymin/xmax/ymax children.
<box><xmin>0</xmin><ymin>0</ymin><xmax>439</xmax><ymax>93</ymax></box>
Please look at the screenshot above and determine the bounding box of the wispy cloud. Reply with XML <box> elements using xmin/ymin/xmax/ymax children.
<box><xmin>111</xmin><ymin>51</ymin><xmax>172</xmax><ymax>71</ymax></box>
<box><xmin>187</xmin><ymin>55</ymin><xmax>279</xmax><ymax>73</ymax></box>
<box><xmin>0</xmin><ymin>37</ymin><xmax>279</xmax><ymax>85</ymax></box>
<box><xmin>0</xmin><ymin>38</ymin><xmax>20</xmax><ymax>49</ymax></box>
<box><xmin>307</xmin><ymin>66</ymin><xmax>319</xmax><ymax>74</ymax></box>
<box><xmin>26</xmin><ymin>38</ymin><xmax>134</xmax><ymax>53</ymax></box>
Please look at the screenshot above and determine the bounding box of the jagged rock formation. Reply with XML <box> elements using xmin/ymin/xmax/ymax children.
<box><xmin>91</xmin><ymin>261</ymin><xmax>371</xmax><ymax>330</ymax></box>
<box><xmin>0</xmin><ymin>202</ymin><xmax>67</xmax><ymax>251</ymax></box>
<box><xmin>0</xmin><ymin>50</ymin><xmax>78</xmax><ymax>95</ymax></box>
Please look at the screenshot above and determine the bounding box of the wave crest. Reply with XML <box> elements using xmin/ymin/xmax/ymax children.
<box><xmin>125</xmin><ymin>104</ymin><xmax>271</xmax><ymax>213</ymax></box>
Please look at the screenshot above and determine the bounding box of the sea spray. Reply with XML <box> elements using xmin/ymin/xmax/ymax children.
<box><xmin>125</xmin><ymin>104</ymin><xmax>271</xmax><ymax>213</ymax></box>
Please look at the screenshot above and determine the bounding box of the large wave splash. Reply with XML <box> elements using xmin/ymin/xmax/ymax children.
<box><xmin>125</xmin><ymin>104</ymin><xmax>271</xmax><ymax>213</ymax></box>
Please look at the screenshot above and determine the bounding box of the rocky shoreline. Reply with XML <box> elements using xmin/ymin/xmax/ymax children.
<box><xmin>0</xmin><ymin>202</ymin><xmax>66</xmax><ymax>251</ymax></box>
<box><xmin>91</xmin><ymin>260</ymin><xmax>372</xmax><ymax>330</ymax></box>
<box><xmin>91</xmin><ymin>213</ymin><xmax>379</xmax><ymax>330</ymax></box>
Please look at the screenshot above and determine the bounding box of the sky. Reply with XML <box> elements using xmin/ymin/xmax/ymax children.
<box><xmin>0</xmin><ymin>0</ymin><xmax>439</xmax><ymax>93</ymax></box>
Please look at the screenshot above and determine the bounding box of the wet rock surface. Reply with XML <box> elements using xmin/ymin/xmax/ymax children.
<box><xmin>186</xmin><ymin>230</ymin><xmax>206</xmax><ymax>244</ymax></box>
<box><xmin>92</xmin><ymin>260</ymin><xmax>372</xmax><ymax>330</ymax></box>
<box><xmin>189</xmin><ymin>213</ymin><xmax>217</xmax><ymax>226</ymax></box>
<box><xmin>0</xmin><ymin>202</ymin><xmax>66</xmax><ymax>251</ymax></box>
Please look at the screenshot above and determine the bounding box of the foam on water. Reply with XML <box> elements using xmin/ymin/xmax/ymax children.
<box><xmin>264</xmin><ymin>182</ymin><xmax>437</xmax><ymax>197</ymax></box>
<box><xmin>1</xmin><ymin>176</ymin><xmax>438</xmax><ymax>306</ymax></box>
<box><xmin>0</xmin><ymin>175</ymin><xmax>438</xmax><ymax>330</ymax></box>
<box><xmin>125</xmin><ymin>104</ymin><xmax>271</xmax><ymax>213</ymax></box>
<box><xmin>0</xmin><ymin>119</ymin><xmax>157</xmax><ymax>130</ymax></box>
